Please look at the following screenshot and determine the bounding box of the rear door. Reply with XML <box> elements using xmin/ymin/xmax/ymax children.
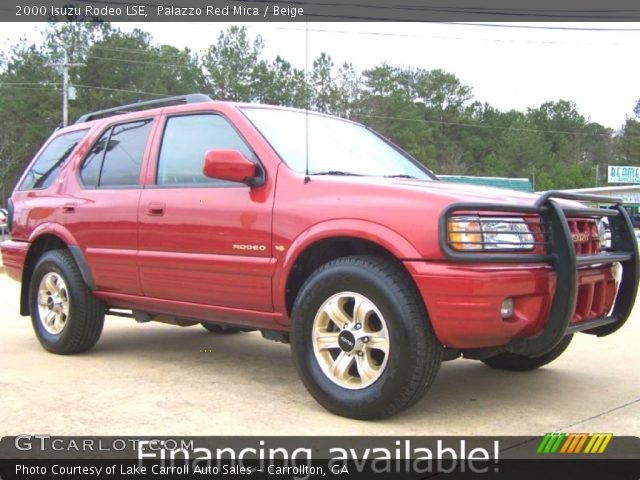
<box><xmin>63</xmin><ymin>118</ymin><xmax>154</xmax><ymax>294</ymax></box>
<box><xmin>137</xmin><ymin>112</ymin><xmax>274</xmax><ymax>311</ymax></box>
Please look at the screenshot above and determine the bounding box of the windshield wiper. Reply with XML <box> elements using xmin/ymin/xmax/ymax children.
<box><xmin>384</xmin><ymin>174</ymin><xmax>416</xmax><ymax>179</ymax></box>
<box><xmin>312</xmin><ymin>171</ymin><xmax>363</xmax><ymax>176</ymax></box>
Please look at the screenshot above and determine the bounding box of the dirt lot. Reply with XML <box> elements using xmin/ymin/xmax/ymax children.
<box><xmin>1</xmin><ymin>270</ymin><xmax>638</xmax><ymax>436</ymax></box>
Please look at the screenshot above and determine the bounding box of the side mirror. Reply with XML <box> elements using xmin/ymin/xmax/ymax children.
<box><xmin>203</xmin><ymin>149</ymin><xmax>257</xmax><ymax>185</ymax></box>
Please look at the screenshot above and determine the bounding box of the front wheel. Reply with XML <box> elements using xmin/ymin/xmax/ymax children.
<box><xmin>290</xmin><ymin>255</ymin><xmax>442</xmax><ymax>420</ymax></box>
<box><xmin>482</xmin><ymin>335</ymin><xmax>573</xmax><ymax>371</ymax></box>
<box><xmin>29</xmin><ymin>249</ymin><xmax>105</xmax><ymax>355</ymax></box>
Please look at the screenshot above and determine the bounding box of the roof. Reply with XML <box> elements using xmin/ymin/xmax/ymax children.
<box><xmin>439</xmin><ymin>175</ymin><xmax>534</xmax><ymax>193</ymax></box>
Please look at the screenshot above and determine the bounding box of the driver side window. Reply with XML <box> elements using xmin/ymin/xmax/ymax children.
<box><xmin>157</xmin><ymin>114</ymin><xmax>257</xmax><ymax>186</ymax></box>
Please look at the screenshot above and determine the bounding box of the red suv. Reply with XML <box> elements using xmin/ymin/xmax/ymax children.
<box><xmin>2</xmin><ymin>94</ymin><xmax>638</xmax><ymax>419</ymax></box>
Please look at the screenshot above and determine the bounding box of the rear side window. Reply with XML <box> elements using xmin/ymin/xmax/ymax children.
<box><xmin>79</xmin><ymin>119</ymin><xmax>153</xmax><ymax>188</ymax></box>
<box><xmin>19</xmin><ymin>129</ymin><xmax>88</xmax><ymax>190</ymax></box>
<box><xmin>157</xmin><ymin>114</ymin><xmax>256</xmax><ymax>186</ymax></box>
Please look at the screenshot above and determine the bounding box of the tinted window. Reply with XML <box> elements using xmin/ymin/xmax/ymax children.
<box><xmin>80</xmin><ymin>131</ymin><xmax>109</xmax><ymax>187</ymax></box>
<box><xmin>19</xmin><ymin>129</ymin><xmax>88</xmax><ymax>190</ymax></box>
<box><xmin>157</xmin><ymin>114</ymin><xmax>256</xmax><ymax>186</ymax></box>
<box><xmin>99</xmin><ymin>120</ymin><xmax>152</xmax><ymax>187</ymax></box>
<box><xmin>79</xmin><ymin>120</ymin><xmax>152</xmax><ymax>188</ymax></box>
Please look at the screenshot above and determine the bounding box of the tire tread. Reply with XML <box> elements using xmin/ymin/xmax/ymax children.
<box><xmin>30</xmin><ymin>249</ymin><xmax>104</xmax><ymax>355</ymax></box>
<box><xmin>291</xmin><ymin>254</ymin><xmax>442</xmax><ymax>419</ymax></box>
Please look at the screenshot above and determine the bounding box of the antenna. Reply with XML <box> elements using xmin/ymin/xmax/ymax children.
<box><xmin>304</xmin><ymin>20</ymin><xmax>311</xmax><ymax>184</ymax></box>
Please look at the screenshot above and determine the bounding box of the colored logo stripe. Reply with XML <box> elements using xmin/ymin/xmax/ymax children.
<box><xmin>537</xmin><ymin>433</ymin><xmax>566</xmax><ymax>453</ymax></box>
<box><xmin>537</xmin><ymin>433</ymin><xmax>613</xmax><ymax>454</ymax></box>
<box><xmin>584</xmin><ymin>433</ymin><xmax>613</xmax><ymax>454</ymax></box>
<box><xmin>559</xmin><ymin>433</ymin><xmax>589</xmax><ymax>454</ymax></box>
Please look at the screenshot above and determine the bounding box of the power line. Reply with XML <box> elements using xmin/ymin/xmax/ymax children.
<box><xmin>0</xmin><ymin>82</ymin><xmax>61</xmax><ymax>86</ymax></box>
<box><xmin>89</xmin><ymin>44</ymin><xmax>200</xmax><ymax>59</ymax></box>
<box><xmin>3</xmin><ymin>83</ymin><xmax>631</xmax><ymax>137</ymax></box>
<box><xmin>274</xmin><ymin>25</ymin><xmax>639</xmax><ymax>46</ymax></box>
<box><xmin>0</xmin><ymin>85</ymin><xmax>60</xmax><ymax>90</ymax></box>
<box><xmin>441</xmin><ymin>22</ymin><xmax>640</xmax><ymax>32</ymax></box>
<box><xmin>86</xmin><ymin>54</ymin><xmax>193</xmax><ymax>68</ymax></box>
<box><xmin>355</xmin><ymin>113</ymin><xmax>631</xmax><ymax>138</ymax></box>
<box><xmin>0</xmin><ymin>83</ymin><xmax>170</xmax><ymax>98</ymax></box>
<box><xmin>72</xmin><ymin>84</ymin><xmax>170</xmax><ymax>97</ymax></box>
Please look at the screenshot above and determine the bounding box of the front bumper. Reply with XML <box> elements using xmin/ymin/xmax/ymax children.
<box><xmin>412</xmin><ymin>191</ymin><xmax>639</xmax><ymax>356</ymax></box>
<box><xmin>407</xmin><ymin>261</ymin><xmax>617</xmax><ymax>349</ymax></box>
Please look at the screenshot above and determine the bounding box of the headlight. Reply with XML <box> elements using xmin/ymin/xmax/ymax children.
<box><xmin>448</xmin><ymin>216</ymin><xmax>535</xmax><ymax>251</ymax></box>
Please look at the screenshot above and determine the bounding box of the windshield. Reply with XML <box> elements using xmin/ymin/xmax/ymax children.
<box><xmin>242</xmin><ymin>107</ymin><xmax>434</xmax><ymax>179</ymax></box>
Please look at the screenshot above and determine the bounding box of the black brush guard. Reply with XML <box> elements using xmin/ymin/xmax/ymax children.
<box><xmin>438</xmin><ymin>191</ymin><xmax>639</xmax><ymax>357</ymax></box>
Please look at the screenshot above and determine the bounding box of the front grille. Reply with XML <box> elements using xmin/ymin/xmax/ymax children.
<box><xmin>572</xmin><ymin>276</ymin><xmax>617</xmax><ymax>323</ymax></box>
<box><xmin>567</xmin><ymin>218</ymin><xmax>601</xmax><ymax>255</ymax></box>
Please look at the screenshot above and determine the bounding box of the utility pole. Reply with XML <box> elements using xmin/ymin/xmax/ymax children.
<box><xmin>49</xmin><ymin>50</ymin><xmax>84</xmax><ymax>127</ymax></box>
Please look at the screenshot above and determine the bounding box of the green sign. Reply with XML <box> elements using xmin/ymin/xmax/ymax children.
<box><xmin>608</xmin><ymin>165</ymin><xmax>640</xmax><ymax>184</ymax></box>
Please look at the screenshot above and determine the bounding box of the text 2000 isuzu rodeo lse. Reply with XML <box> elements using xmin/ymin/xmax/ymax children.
<box><xmin>2</xmin><ymin>94</ymin><xmax>638</xmax><ymax>419</ymax></box>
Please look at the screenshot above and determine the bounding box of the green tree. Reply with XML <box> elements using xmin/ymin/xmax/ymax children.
<box><xmin>0</xmin><ymin>41</ymin><xmax>60</xmax><ymax>198</ymax></box>
<box><xmin>620</xmin><ymin>99</ymin><xmax>640</xmax><ymax>164</ymax></box>
<box><xmin>76</xmin><ymin>27</ymin><xmax>204</xmax><ymax>114</ymax></box>
<box><xmin>202</xmin><ymin>26</ymin><xmax>264</xmax><ymax>101</ymax></box>
<box><xmin>0</xmin><ymin>22</ymin><xmax>627</xmax><ymax>200</ymax></box>
<box><xmin>334</xmin><ymin>62</ymin><xmax>360</xmax><ymax>119</ymax></box>
<box><xmin>0</xmin><ymin>22</ymin><xmax>205</xmax><ymax>200</ymax></box>
<box><xmin>252</xmin><ymin>56</ymin><xmax>308</xmax><ymax>108</ymax></box>
<box><xmin>310</xmin><ymin>53</ymin><xmax>339</xmax><ymax>113</ymax></box>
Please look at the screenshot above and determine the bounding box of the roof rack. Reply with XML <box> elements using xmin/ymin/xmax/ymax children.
<box><xmin>74</xmin><ymin>93</ymin><xmax>213</xmax><ymax>124</ymax></box>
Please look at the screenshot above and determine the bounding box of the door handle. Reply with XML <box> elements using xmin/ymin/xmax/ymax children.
<box><xmin>62</xmin><ymin>203</ymin><xmax>76</xmax><ymax>214</ymax></box>
<box><xmin>146</xmin><ymin>202</ymin><xmax>165</xmax><ymax>216</ymax></box>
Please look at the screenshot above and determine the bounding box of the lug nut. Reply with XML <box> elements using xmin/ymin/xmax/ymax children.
<box><xmin>358</xmin><ymin>351</ymin><xmax>364</xmax><ymax>357</ymax></box>
<box><xmin>363</xmin><ymin>337</ymin><xmax>369</xmax><ymax>343</ymax></box>
<box><xmin>355</xmin><ymin>323</ymin><xmax>361</xmax><ymax>329</ymax></box>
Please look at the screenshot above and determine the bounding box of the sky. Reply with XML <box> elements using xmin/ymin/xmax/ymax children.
<box><xmin>2</xmin><ymin>21</ymin><xmax>640</xmax><ymax>131</ymax></box>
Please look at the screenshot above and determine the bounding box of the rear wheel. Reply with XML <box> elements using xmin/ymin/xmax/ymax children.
<box><xmin>290</xmin><ymin>255</ymin><xmax>442</xmax><ymax>420</ymax></box>
<box><xmin>482</xmin><ymin>335</ymin><xmax>573</xmax><ymax>371</ymax></box>
<box><xmin>29</xmin><ymin>249</ymin><xmax>105</xmax><ymax>354</ymax></box>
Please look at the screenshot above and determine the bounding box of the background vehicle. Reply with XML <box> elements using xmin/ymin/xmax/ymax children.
<box><xmin>0</xmin><ymin>207</ymin><xmax>7</xmax><ymax>240</ymax></box>
<box><xmin>2</xmin><ymin>95</ymin><xmax>638</xmax><ymax>419</ymax></box>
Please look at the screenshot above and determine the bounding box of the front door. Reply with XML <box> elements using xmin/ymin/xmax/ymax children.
<box><xmin>137</xmin><ymin>112</ymin><xmax>274</xmax><ymax>311</ymax></box>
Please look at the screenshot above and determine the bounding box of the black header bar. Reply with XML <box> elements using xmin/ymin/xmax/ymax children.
<box><xmin>5</xmin><ymin>0</ymin><xmax>640</xmax><ymax>22</ymax></box>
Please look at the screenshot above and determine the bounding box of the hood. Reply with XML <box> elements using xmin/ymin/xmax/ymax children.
<box><xmin>340</xmin><ymin>176</ymin><xmax>586</xmax><ymax>209</ymax></box>
<box><xmin>393</xmin><ymin>178</ymin><xmax>540</xmax><ymax>204</ymax></box>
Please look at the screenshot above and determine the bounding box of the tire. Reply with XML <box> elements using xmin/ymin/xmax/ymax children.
<box><xmin>482</xmin><ymin>335</ymin><xmax>573</xmax><ymax>371</ymax></box>
<box><xmin>201</xmin><ymin>323</ymin><xmax>242</xmax><ymax>334</ymax></box>
<box><xmin>29</xmin><ymin>249</ymin><xmax>105</xmax><ymax>355</ymax></box>
<box><xmin>290</xmin><ymin>255</ymin><xmax>442</xmax><ymax>420</ymax></box>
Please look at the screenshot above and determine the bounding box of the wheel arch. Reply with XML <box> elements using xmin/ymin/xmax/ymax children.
<box><xmin>20</xmin><ymin>228</ymin><xmax>94</xmax><ymax>316</ymax></box>
<box><xmin>276</xmin><ymin>220</ymin><xmax>423</xmax><ymax>319</ymax></box>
